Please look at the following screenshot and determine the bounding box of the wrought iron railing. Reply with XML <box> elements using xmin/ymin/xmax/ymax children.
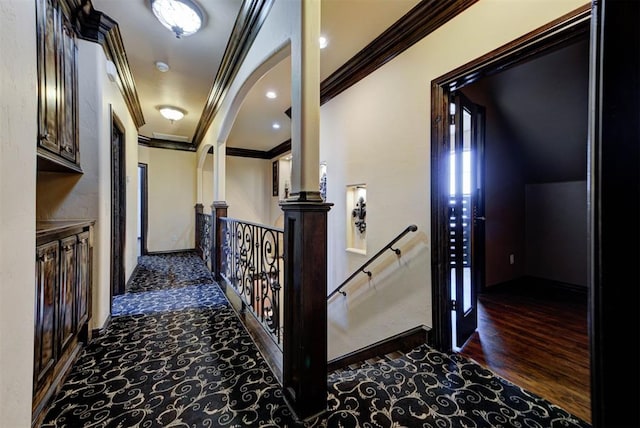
<box><xmin>220</xmin><ymin>217</ymin><xmax>284</xmax><ymax>348</ymax></box>
<box><xmin>196</xmin><ymin>212</ymin><xmax>213</xmax><ymax>267</ymax></box>
<box><xmin>327</xmin><ymin>224</ymin><xmax>418</xmax><ymax>300</ymax></box>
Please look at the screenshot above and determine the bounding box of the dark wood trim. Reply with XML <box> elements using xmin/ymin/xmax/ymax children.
<box><xmin>37</xmin><ymin>147</ymin><xmax>83</xmax><ymax>173</ymax></box>
<box><xmin>192</xmin><ymin>0</ymin><xmax>275</xmax><ymax>147</ymax></box>
<box><xmin>430</xmin><ymin>3</ymin><xmax>590</xmax><ymax>353</ymax></box>
<box><xmin>138</xmin><ymin>163</ymin><xmax>148</xmax><ymax>256</ymax></box>
<box><xmin>435</xmin><ymin>4</ymin><xmax>591</xmax><ymax>89</ymax></box>
<box><xmin>320</xmin><ymin>0</ymin><xmax>478</xmax><ymax>106</ymax></box>
<box><xmin>226</xmin><ymin>140</ymin><xmax>291</xmax><ymax>159</ymax></box>
<box><xmin>90</xmin><ymin>314</ymin><xmax>112</xmax><ymax>338</ymax></box>
<box><xmin>267</xmin><ymin>139</ymin><xmax>291</xmax><ymax>159</ymax></box>
<box><xmin>226</xmin><ymin>147</ymin><xmax>270</xmax><ymax>159</ymax></box>
<box><xmin>194</xmin><ymin>204</ymin><xmax>204</xmax><ymax>259</ymax></box>
<box><xmin>327</xmin><ymin>325</ymin><xmax>431</xmax><ymax>373</ymax></box>
<box><xmin>590</xmin><ymin>1</ymin><xmax>640</xmax><ymax>425</ymax></box>
<box><xmin>138</xmin><ymin>135</ymin><xmax>196</xmax><ymax>152</ymax></box>
<box><xmin>74</xmin><ymin>0</ymin><xmax>145</xmax><ymax>128</ymax></box>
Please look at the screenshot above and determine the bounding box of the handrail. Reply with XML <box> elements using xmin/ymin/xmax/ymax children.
<box><xmin>220</xmin><ymin>216</ymin><xmax>283</xmax><ymax>233</ymax></box>
<box><xmin>327</xmin><ymin>224</ymin><xmax>418</xmax><ymax>300</ymax></box>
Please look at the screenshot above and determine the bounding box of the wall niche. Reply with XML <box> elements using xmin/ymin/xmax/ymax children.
<box><xmin>346</xmin><ymin>184</ymin><xmax>367</xmax><ymax>254</ymax></box>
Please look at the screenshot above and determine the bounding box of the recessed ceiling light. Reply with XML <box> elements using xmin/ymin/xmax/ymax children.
<box><xmin>155</xmin><ymin>61</ymin><xmax>170</xmax><ymax>72</ymax></box>
<box><xmin>272</xmin><ymin>122</ymin><xmax>281</xmax><ymax>130</ymax></box>
<box><xmin>151</xmin><ymin>0</ymin><xmax>204</xmax><ymax>38</ymax></box>
<box><xmin>266</xmin><ymin>91</ymin><xmax>277</xmax><ymax>99</ymax></box>
<box><xmin>319</xmin><ymin>36</ymin><xmax>328</xmax><ymax>49</ymax></box>
<box><xmin>158</xmin><ymin>105</ymin><xmax>186</xmax><ymax>122</ymax></box>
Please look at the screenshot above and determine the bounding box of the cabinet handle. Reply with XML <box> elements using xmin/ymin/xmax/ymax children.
<box><xmin>63</xmin><ymin>245</ymin><xmax>73</xmax><ymax>251</ymax></box>
<box><xmin>39</xmin><ymin>132</ymin><xmax>50</xmax><ymax>142</ymax></box>
<box><xmin>63</xmin><ymin>145</ymin><xmax>73</xmax><ymax>153</ymax></box>
<box><xmin>39</xmin><ymin>254</ymin><xmax>51</xmax><ymax>263</ymax></box>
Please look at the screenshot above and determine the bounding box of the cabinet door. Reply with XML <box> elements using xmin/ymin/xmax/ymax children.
<box><xmin>75</xmin><ymin>231</ymin><xmax>91</xmax><ymax>330</ymax></box>
<box><xmin>34</xmin><ymin>241</ymin><xmax>59</xmax><ymax>391</ymax></box>
<box><xmin>59</xmin><ymin>14</ymin><xmax>78</xmax><ymax>163</ymax></box>
<box><xmin>58</xmin><ymin>235</ymin><xmax>77</xmax><ymax>355</ymax></box>
<box><xmin>36</xmin><ymin>0</ymin><xmax>60</xmax><ymax>154</ymax></box>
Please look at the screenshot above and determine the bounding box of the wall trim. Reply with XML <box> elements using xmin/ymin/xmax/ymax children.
<box><xmin>226</xmin><ymin>139</ymin><xmax>291</xmax><ymax>159</ymax></box>
<box><xmin>72</xmin><ymin>0</ymin><xmax>145</xmax><ymax>128</ymax></box>
<box><xmin>138</xmin><ymin>135</ymin><xmax>197</xmax><ymax>152</ymax></box>
<box><xmin>192</xmin><ymin>0</ymin><xmax>275</xmax><ymax>147</ymax></box>
<box><xmin>319</xmin><ymin>0</ymin><xmax>479</xmax><ymax>106</ymax></box>
<box><xmin>91</xmin><ymin>314</ymin><xmax>112</xmax><ymax>338</ymax></box>
<box><xmin>327</xmin><ymin>325</ymin><xmax>431</xmax><ymax>373</ymax></box>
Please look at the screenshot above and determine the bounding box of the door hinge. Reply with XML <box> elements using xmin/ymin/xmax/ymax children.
<box><xmin>451</xmin><ymin>299</ymin><xmax>457</xmax><ymax>311</ymax></box>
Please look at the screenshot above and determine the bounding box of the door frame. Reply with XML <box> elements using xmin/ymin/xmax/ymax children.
<box><xmin>110</xmin><ymin>107</ymin><xmax>126</xmax><ymax>298</ymax></box>
<box><xmin>138</xmin><ymin>162</ymin><xmax>148</xmax><ymax>256</ymax></box>
<box><xmin>430</xmin><ymin>4</ymin><xmax>591</xmax><ymax>352</ymax></box>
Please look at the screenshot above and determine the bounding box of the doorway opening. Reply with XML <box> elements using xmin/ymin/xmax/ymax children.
<box><xmin>111</xmin><ymin>108</ymin><xmax>126</xmax><ymax>298</ymax></box>
<box><xmin>430</xmin><ymin>4</ymin><xmax>591</xmax><ymax>423</ymax></box>
<box><xmin>138</xmin><ymin>163</ymin><xmax>148</xmax><ymax>257</ymax></box>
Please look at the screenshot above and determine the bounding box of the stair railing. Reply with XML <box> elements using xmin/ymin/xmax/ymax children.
<box><xmin>327</xmin><ymin>224</ymin><xmax>418</xmax><ymax>300</ymax></box>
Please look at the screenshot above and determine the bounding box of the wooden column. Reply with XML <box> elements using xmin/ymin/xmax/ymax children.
<box><xmin>211</xmin><ymin>201</ymin><xmax>228</xmax><ymax>282</ymax></box>
<box><xmin>281</xmin><ymin>200</ymin><xmax>332</xmax><ymax>421</ymax></box>
<box><xmin>194</xmin><ymin>203</ymin><xmax>203</xmax><ymax>259</ymax></box>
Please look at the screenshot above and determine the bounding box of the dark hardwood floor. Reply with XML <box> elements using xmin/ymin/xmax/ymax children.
<box><xmin>459</xmin><ymin>277</ymin><xmax>591</xmax><ymax>424</ymax></box>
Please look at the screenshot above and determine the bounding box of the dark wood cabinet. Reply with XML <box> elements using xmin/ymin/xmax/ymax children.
<box><xmin>36</xmin><ymin>0</ymin><xmax>81</xmax><ymax>173</ymax></box>
<box><xmin>33</xmin><ymin>221</ymin><xmax>94</xmax><ymax>426</ymax></box>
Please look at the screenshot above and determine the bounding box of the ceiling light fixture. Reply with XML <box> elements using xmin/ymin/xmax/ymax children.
<box><xmin>272</xmin><ymin>122</ymin><xmax>281</xmax><ymax>130</ymax></box>
<box><xmin>150</xmin><ymin>0</ymin><xmax>204</xmax><ymax>39</ymax></box>
<box><xmin>155</xmin><ymin>61</ymin><xmax>170</xmax><ymax>72</ymax></box>
<box><xmin>158</xmin><ymin>105</ymin><xmax>187</xmax><ymax>123</ymax></box>
<box><xmin>265</xmin><ymin>91</ymin><xmax>277</xmax><ymax>99</ymax></box>
<box><xmin>319</xmin><ymin>36</ymin><xmax>328</xmax><ymax>49</ymax></box>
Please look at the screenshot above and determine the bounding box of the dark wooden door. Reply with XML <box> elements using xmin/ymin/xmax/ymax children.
<box><xmin>449</xmin><ymin>91</ymin><xmax>485</xmax><ymax>349</ymax></box>
<box><xmin>111</xmin><ymin>112</ymin><xmax>126</xmax><ymax>297</ymax></box>
<box><xmin>36</xmin><ymin>0</ymin><xmax>60</xmax><ymax>154</ymax></box>
<box><xmin>58</xmin><ymin>235</ymin><xmax>77</xmax><ymax>354</ymax></box>
<box><xmin>75</xmin><ymin>230</ymin><xmax>91</xmax><ymax>333</ymax></box>
<box><xmin>34</xmin><ymin>241</ymin><xmax>59</xmax><ymax>390</ymax></box>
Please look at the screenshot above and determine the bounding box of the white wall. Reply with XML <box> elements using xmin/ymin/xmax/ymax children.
<box><xmin>320</xmin><ymin>0</ymin><xmax>588</xmax><ymax>358</ymax></box>
<box><xmin>145</xmin><ymin>147</ymin><xmax>196</xmax><ymax>252</ymax></box>
<box><xmin>202</xmin><ymin>152</ymin><xmax>214</xmax><ymax>213</ymax></box>
<box><xmin>226</xmin><ymin>156</ymin><xmax>272</xmax><ymax>224</ymax></box>
<box><xmin>0</xmin><ymin>1</ymin><xmax>38</xmax><ymax>424</ymax></box>
<box><xmin>36</xmin><ymin>40</ymin><xmax>139</xmax><ymax>331</ymax></box>
<box><xmin>526</xmin><ymin>181</ymin><xmax>588</xmax><ymax>287</ymax></box>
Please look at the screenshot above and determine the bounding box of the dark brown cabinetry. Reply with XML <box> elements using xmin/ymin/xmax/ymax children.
<box><xmin>36</xmin><ymin>0</ymin><xmax>80</xmax><ymax>173</ymax></box>
<box><xmin>33</xmin><ymin>221</ymin><xmax>93</xmax><ymax>426</ymax></box>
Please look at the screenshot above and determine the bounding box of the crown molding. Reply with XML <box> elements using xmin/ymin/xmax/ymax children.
<box><xmin>320</xmin><ymin>0</ymin><xmax>479</xmax><ymax>105</ymax></box>
<box><xmin>191</xmin><ymin>0</ymin><xmax>275</xmax><ymax>148</ymax></box>
<box><xmin>227</xmin><ymin>139</ymin><xmax>291</xmax><ymax>159</ymax></box>
<box><xmin>72</xmin><ymin>0</ymin><xmax>145</xmax><ymax>129</ymax></box>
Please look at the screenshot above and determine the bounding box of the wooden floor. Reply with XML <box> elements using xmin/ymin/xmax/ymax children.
<box><xmin>459</xmin><ymin>278</ymin><xmax>591</xmax><ymax>424</ymax></box>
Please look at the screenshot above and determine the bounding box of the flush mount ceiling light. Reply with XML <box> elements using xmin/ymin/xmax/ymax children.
<box><xmin>151</xmin><ymin>0</ymin><xmax>204</xmax><ymax>38</ymax></box>
<box><xmin>155</xmin><ymin>61</ymin><xmax>170</xmax><ymax>72</ymax></box>
<box><xmin>158</xmin><ymin>106</ymin><xmax>187</xmax><ymax>123</ymax></box>
<box><xmin>265</xmin><ymin>91</ymin><xmax>277</xmax><ymax>99</ymax></box>
<box><xmin>272</xmin><ymin>122</ymin><xmax>281</xmax><ymax>130</ymax></box>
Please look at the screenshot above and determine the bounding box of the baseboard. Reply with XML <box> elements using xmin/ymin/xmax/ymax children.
<box><xmin>91</xmin><ymin>314</ymin><xmax>111</xmax><ymax>338</ymax></box>
<box><xmin>485</xmin><ymin>275</ymin><xmax>588</xmax><ymax>295</ymax></box>
<box><xmin>327</xmin><ymin>325</ymin><xmax>431</xmax><ymax>373</ymax></box>
<box><xmin>146</xmin><ymin>248</ymin><xmax>197</xmax><ymax>255</ymax></box>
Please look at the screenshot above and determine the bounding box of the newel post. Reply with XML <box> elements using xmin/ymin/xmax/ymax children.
<box><xmin>194</xmin><ymin>203</ymin><xmax>203</xmax><ymax>259</ymax></box>
<box><xmin>211</xmin><ymin>201</ymin><xmax>228</xmax><ymax>282</ymax></box>
<box><xmin>281</xmin><ymin>198</ymin><xmax>332</xmax><ymax>420</ymax></box>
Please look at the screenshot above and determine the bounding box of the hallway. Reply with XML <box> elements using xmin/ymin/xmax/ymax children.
<box><xmin>40</xmin><ymin>252</ymin><xmax>590</xmax><ymax>427</ymax></box>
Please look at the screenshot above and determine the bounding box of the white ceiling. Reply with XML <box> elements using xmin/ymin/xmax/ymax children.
<box><xmin>93</xmin><ymin>0</ymin><xmax>420</xmax><ymax>150</ymax></box>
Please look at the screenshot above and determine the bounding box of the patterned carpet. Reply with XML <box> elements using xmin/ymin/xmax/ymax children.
<box><xmin>41</xmin><ymin>251</ymin><xmax>590</xmax><ymax>428</ymax></box>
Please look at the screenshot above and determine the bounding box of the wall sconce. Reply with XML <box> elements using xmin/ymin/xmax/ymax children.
<box><xmin>352</xmin><ymin>196</ymin><xmax>366</xmax><ymax>234</ymax></box>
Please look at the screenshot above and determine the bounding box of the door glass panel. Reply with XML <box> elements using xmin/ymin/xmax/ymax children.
<box><xmin>462</xmin><ymin>107</ymin><xmax>472</xmax><ymax>313</ymax></box>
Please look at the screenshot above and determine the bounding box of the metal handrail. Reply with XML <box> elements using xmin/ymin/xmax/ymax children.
<box><xmin>327</xmin><ymin>224</ymin><xmax>418</xmax><ymax>300</ymax></box>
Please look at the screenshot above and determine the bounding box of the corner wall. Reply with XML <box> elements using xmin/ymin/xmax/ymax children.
<box><xmin>0</xmin><ymin>1</ymin><xmax>38</xmax><ymax>425</ymax></box>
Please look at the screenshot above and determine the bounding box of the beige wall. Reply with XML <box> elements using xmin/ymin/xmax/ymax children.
<box><xmin>202</xmin><ymin>153</ymin><xmax>214</xmax><ymax>213</ymax></box>
<box><xmin>145</xmin><ymin>147</ymin><xmax>196</xmax><ymax>252</ymax></box>
<box><xmin>226</xmin><ymin>156</ymin><xmax>272</xmax><ymax>225</ymax></box>
<box><xmin>320</xmin><ymin>0</ymin><xmax>588</xmax><ymax>358</ymax></box>
<box><xmin>0</xmin><ymin>1</ymin><xmax>38</xmax><ymax>424</ymax></box>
